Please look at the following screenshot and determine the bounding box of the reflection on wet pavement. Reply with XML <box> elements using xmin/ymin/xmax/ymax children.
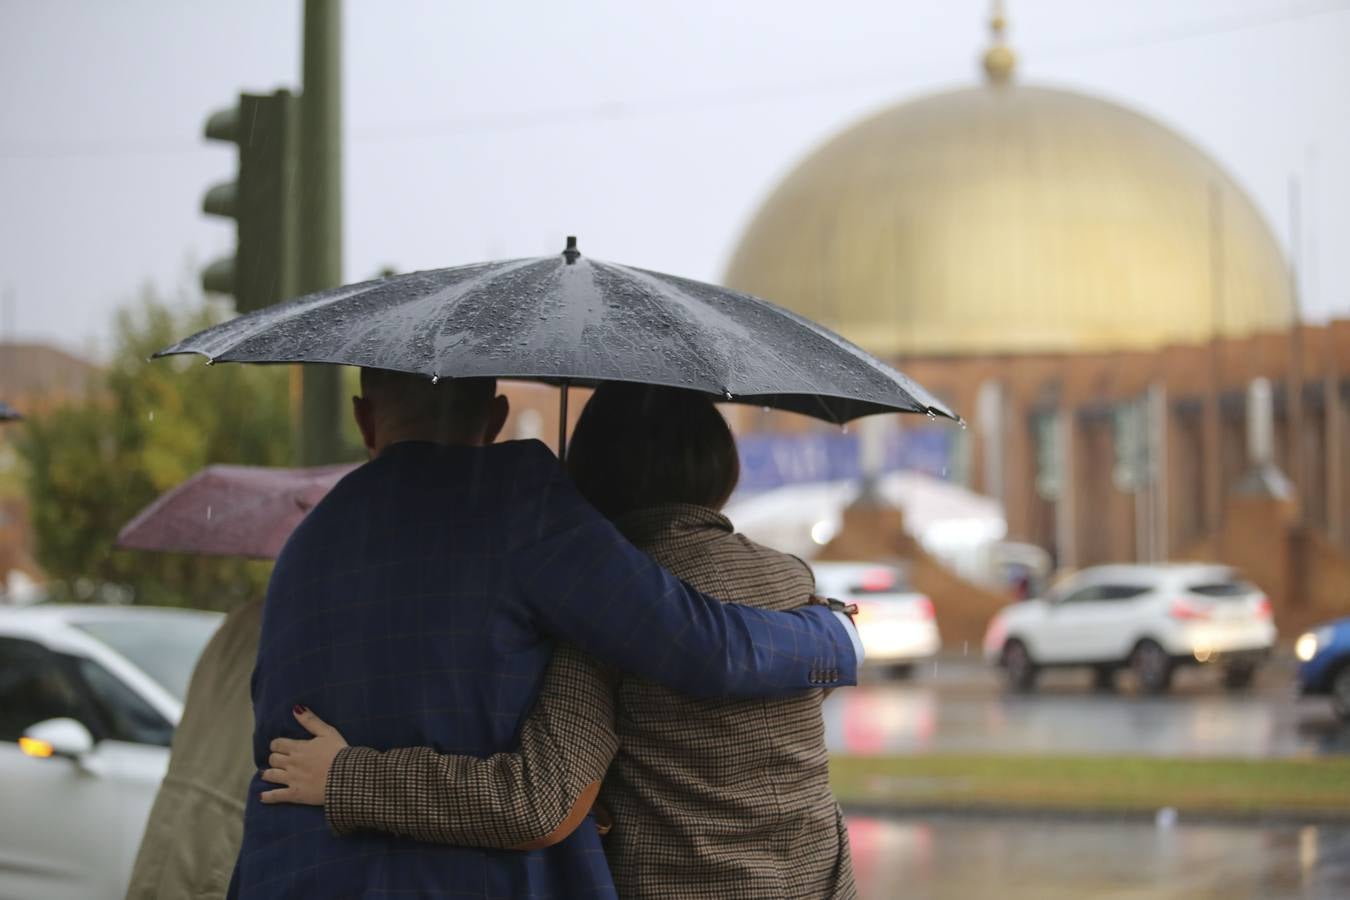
<box><xmin>824</xmin><ymin>660</ymin><xmax>1350</xmax><ymax>758</ymax></box>
<box><xmin>846</xmin><ymin>814</ymin><xmax>1350</xmax><ymax>899</ymax></box>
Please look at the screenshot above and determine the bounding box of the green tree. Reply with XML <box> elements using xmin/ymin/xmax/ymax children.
<box><xmin>18</xmin><ymin>287</ymin><xmax>299</xmax><ymax>610</ymax></box>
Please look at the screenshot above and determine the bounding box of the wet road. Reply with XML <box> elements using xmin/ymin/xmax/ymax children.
<box><xmin>823</xmin><ymin>657</ymin><xmax>1350</xmax><ymax>758</ymax></box>
<box><xmin>846</xmin><ymin>813</ymin><xmax>1350</xmax><ymax>899</ymax></box>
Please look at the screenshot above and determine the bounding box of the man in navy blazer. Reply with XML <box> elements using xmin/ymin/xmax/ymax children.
<box><xmin>230</xmin><ymin>370</ymin><xmax>858</xmax><ymax>899</ymax></box>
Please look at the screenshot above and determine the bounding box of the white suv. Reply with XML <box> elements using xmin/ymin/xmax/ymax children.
<box><xmin>0</xmin><ymin>605</ymin><xmax>223</xmax><ymax>900</ymax></box>
<box><xmin>982</xmin><ymin>564</ymin><xmax>1276</xmax><ymax>694</ymax></box>
<box><xmin>812</xmin><ymin>562</ymin><xmax>941</xmax><ymax>677</ymax></box>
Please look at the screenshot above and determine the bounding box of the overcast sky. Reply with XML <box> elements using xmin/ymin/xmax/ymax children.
<box><xmin>2</xmin><ymin>0</ymin><xmax>1348</xmax><ymax>357</ymax></box>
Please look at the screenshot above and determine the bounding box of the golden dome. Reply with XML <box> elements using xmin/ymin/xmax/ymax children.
<box><xmin>725</xmin><ymin>84</ymin><xmax>1292</xmax><ymax>356</ymax></box>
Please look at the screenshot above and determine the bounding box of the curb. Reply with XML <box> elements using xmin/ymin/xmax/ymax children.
<box><xmin>840</xmin><ymin>802</ymin><xmax>1350</xmax><ymax>827</ymax></box>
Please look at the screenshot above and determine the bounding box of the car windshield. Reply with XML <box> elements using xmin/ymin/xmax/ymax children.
<box><xmin>71</xmin><ymin>613</ymin><xmax>222</xmax><ymax>701</ymax></box>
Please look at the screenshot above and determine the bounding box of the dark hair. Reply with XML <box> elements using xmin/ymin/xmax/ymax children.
<box><xmin>358</xmin><ymin>368</ymin><xmax>497</xmax><ymax>437</ymax></box>
<box><xmin>566</xmin><ymin>383</ymin><xmax>740</xmax><ymax>519</ymax></box>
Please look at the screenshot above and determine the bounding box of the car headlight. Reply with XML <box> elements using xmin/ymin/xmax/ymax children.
<box><xmin>1296</xmin><ymin>627</ymin><xmax>1335</xmax><ymax>662</ymax></box>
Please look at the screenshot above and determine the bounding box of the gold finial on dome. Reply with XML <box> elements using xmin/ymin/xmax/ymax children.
<box><xmin>982</xmin><ymin>0</ymin><xmax>1016</xmax><ymax>85</ymax></box>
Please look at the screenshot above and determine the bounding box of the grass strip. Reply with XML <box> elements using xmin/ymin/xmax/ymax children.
<box><xmin>829</xmin><ymin>753</ymin><xmax>1350</xmax><ymax>818</ymax></box>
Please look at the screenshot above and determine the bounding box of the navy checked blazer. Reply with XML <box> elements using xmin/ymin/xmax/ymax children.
<box><xmin>231</xmin><ymin>440</ymin><xmax>855</xmax><ymax>899</ymax></box>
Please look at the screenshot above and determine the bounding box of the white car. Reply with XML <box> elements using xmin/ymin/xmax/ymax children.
<box><xmin>812</xmin><ymin>562</ymin><xmax>941</xmax><ymax>677</ymax></box>
<box><xmin>982</xmin><ymin>564</ymin><xmax>1276</xmax><ymax>694</ymax></box>
<box><xmin>0</xmin><ymin>605</ymin><xmax>223</xmax><ymax>900</ymax></box>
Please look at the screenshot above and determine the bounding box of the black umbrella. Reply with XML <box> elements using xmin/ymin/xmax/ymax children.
<box><xmin>158</xmin><ymin>238</ymin><xmax>958</xmax><ymax>452</ymax></box>
<box><xmin>0</xmin><ymin>401</ymin><xmax>21</xmax><ymax>422</ymax></box>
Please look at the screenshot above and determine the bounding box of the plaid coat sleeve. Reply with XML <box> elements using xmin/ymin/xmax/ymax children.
<box><xmin>324</xmin><ymin>645</ymin><xmax>618</xmax><ymax>848</ymax></box>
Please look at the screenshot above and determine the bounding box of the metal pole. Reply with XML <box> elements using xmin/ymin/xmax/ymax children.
<box><xmin>1149</xmin><ymin>382</ymin><xmax>1169</xmax><ymax>562</ymax></box>
<box><xmin>1328</xmin><ymin>370</ymin><xmax>1344</xmax><ymax>546</ymax></box>
<box><xmin>557</xmin><ymin>382</ymin><xmax>570</xmax><ymax>460</ymax></box>
<box><xmin>1206</xmin><ymin>183</ymin><xmax>1226</xmax><ymax>555</ymax></box>
<box><xmin>298</xmin><ymin>0</ymin><xmax>344</xmax><ymax>465</ymax></box>
<box><xmin>1054</xmin><ymin>410</ymin><xmax>1076</xmax><ymax>570</ymax></box>
<box><xmin>1286</xmin><ymin>177</ymin><xmax>1305</xmax><ymax>518</ymax></box>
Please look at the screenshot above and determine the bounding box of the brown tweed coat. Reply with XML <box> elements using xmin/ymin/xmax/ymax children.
<box><xmin>326</xmin><ymin>503</ymin><xmax>856</xmax><ymax>899</ymax></box>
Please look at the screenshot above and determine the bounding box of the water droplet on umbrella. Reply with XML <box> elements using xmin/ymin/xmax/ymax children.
<box><xmin>925</xmin><ymin>410</ymin><xmax>936</xmax><ymax>420</ymax></box>
<box><xmin>431</xmin><ymin>374</ymin><xmax>440</xmax><ymax>385</ymax></box>
<box><xmin>723</xmin><ymin>390</ymin><xmax>733</xmax><ymax>400</ymax></box>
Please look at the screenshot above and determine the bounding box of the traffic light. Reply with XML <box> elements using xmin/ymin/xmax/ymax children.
<box><xmin>201</xmin><ymin>90</ymin><xmax>300</xmax><ymax>313</ymax></box>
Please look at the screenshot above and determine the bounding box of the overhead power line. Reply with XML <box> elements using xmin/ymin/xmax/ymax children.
<box><xmin>1</xmin><ymin>0</ymin><xmax>1346</xmax><ymax>161</ymax></box>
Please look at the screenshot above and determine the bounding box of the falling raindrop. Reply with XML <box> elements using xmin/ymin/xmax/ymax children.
<box><xmin>206</xmin><ymin>506</ymin><xmax>213</xmax><ymax>521</ymax></box>
<box><xmin>205</xmin><ymin>358</ymin><xmax>216</xmax><ymax>366</ymax></box>
<box><xmin>147</xmin><ymin>411</ymin><xmax>155</xmax><ymax>422</ymax></box>
<box><xmin>925</xmin><ymin>409</ymin><xmax>936</xmax><ymax>420</ymax></box>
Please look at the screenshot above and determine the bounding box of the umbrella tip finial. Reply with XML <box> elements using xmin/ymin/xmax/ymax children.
<box><xmin>562</xmin><ymin>235</ymin><xmax>580</xmax><ymax>265</ymax></box>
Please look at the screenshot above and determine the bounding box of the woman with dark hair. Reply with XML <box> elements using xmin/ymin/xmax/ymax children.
<box><xmin>262</xmin><ymin>384</ymin><xmax>857</xmax><ymax>899</ymax></box>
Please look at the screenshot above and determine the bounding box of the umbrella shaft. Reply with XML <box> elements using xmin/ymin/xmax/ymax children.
<box><xmin>558</xmin><ymin>381</ymin><xmax>569</xmax><ymax>461</ymax></box>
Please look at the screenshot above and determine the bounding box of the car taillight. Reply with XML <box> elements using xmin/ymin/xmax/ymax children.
<box><xmin>1169</xmin><ymin>598</ymin><xmax>1212</xmax><ymax>620</ymax></box>
<box><xmin>1254</xmin><ymin>595</ymin><xmax>1272</xmax><ymax>618</ymax></box>
<box><xmin>983</xmin><ymin>618</ymin><xmax>1007</xmax><ymax>654</ymax></box>
<box><xmin>859</xmin><ymin>568</ymin><xmax>897</xmax><ymax>592</ymax></box>
<box><xmin>915</xmin><ymin>596</ymin><xmax>935</xmax><ymax>619</ymax></box>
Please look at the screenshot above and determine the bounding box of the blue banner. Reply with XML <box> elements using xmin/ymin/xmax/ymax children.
<box><xmin>736</xmin><ymin>428</ymin><xmax>953</xmax><ymax>495</ymax></box>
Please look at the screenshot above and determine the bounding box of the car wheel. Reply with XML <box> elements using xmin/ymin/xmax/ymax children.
<box><xmin>1222</xmin><ymin>664</ymin><xmax>1257</xmax><ymax>692</ymax></box>
<box><xmin>1092</xmin><ymin>665</ymin><xmax>1118</xmax><ymax>692</ymax></box>
<box><xmin>1331</xmin><ymin>667</ymin><xmax>1350</xmax><ymax>722</ymax></box>
<box><xmin>1003</xmin><ymin>639</ymin><xmax>1037</xmax><ymax>692</ymax></box>
<box><xmin>1130</xmin><ymin>640</ymin><xmax>1173</xmax><ymax>695</ymax></box>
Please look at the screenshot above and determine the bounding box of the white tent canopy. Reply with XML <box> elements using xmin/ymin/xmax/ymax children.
<box><xmin>725</xmin><ymin>472</ymin><xmax>1007</xmax><ymax>580</ymax></box>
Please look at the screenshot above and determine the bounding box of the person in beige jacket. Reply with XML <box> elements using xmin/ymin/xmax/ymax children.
<box><xmin>125</xmin><ymin>597</ymin><xmax>260</xmax><ymax>899</ymax></box>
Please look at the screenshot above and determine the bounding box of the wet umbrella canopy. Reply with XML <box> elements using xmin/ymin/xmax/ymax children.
<box><xmin>158</xmin><ymin>238</ymin><xmax>957</xmax><ymax>431</ymax></box>
<box><xmin>116</xmin><ymin>463</ymin><xmax>355</xmax><ymax>559</ymax></box>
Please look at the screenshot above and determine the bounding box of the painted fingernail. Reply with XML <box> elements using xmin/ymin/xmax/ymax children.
<box><xmin>293</xmin><ymin>704</ymin><xmax>307</xmax><ymax>715</ymax></box>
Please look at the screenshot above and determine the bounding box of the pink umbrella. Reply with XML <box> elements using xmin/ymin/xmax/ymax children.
<box><xmin>116</xmin><ymin>463</ymin><xmax>356</xmax><ymax>560</ymax></box>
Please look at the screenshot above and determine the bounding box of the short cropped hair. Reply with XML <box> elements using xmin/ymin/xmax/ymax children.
<box><xmin>566</xmin><ymin>383</ymin><xmax>740</xmax><ymax>520</ymax></box>
<box><xmin>359</xmin><ymin>368</ymin><xmax>497</xmax><ymax>438</ymax></box>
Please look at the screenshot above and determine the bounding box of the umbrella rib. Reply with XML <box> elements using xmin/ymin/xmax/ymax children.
<box><xmin>600</xmin><ymin>262</ymin><xmax>737</xmax><ymax>392</ymax></box>
<box><xmin>613</xmin><ymin>263</ymin><xmax>859</xmax><ymax>404</ymax></box>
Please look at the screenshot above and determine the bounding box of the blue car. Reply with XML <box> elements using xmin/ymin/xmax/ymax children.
<box><xmin>1296</xmin><ymin>616</ymin><xmax>1350</xmax><ymax>721</ymax></box>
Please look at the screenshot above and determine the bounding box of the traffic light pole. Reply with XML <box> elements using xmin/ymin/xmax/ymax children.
<box><xmin>297</xmin><ymin>0</ymin><xmax>344</xmax><ymax>465</ymax></box>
